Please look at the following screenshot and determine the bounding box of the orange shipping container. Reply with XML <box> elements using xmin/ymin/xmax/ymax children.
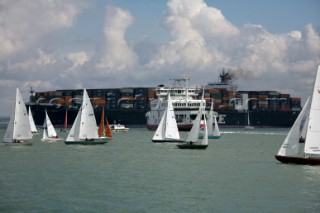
<box><xmin>55</xmin><ymin>98</ymin><xmax>65</xmax><ymax>105</ymax></box>
<box><xmin>121</xmin><ymin>96</ymin><xmax>134</xmax><ymax>100</ymax></box>
<box><xmin>291</xmin><ymin>97</ymin><xmax>301</xmax><ymax>102</ymax></box>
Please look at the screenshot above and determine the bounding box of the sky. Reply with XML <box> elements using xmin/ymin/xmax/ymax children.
<box><xmin>1</xmin><ymin>0</ymin><xmax>320</xmax><ymax>116</ymax></box>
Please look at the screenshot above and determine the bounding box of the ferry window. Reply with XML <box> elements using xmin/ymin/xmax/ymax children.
<box><xmin>176</xmin><ymin>115</ymin><xmax>184</xmax><ymax>123</ymax></box>
<box><xmin>190</xmin><ymin>114</ymin><xmax>197</xmax><ymax>120</ymax></box>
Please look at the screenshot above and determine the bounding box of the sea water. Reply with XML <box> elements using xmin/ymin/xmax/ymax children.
<box><xmin>0</xmin><ymin>126</ymin><xmax>319</xmax><ymax>212</ymax></box>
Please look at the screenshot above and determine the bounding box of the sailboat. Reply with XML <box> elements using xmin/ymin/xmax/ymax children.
<box><xmin>152</xmin><ymin>94</ymin><xmax>183</xmax><ymax>143</ymax></box>
<box><xmin>275</xmin><ymin>65</ymin><xmax>320</xmax><ymax>165</ymax></box>
<box><xmin>207</xmin><ymin>102</ymin><xmax>221</xmax><ymax>139</ymax></box>
<box><xmin>3</xmin><ymin>88</ymin><xmax>33</xmax><ymax>144</ymax></box>
<box><xmin>41</xmin><ymin>110</ymin><xmax>62</xmax><ymax>141</ymax></box>
<box><xmin>244</xmin><ymin>110</ymin><xmax>255</xmax><ymax>129</ymax></box>
<box><xmin>28</xmin><ymin>107</ymin><xmax>37</xmax><ymax>134</ymax></box>
<box><xmin>65</xmin><ymin>89</ymin><xmax>109</xmax><ymax>145</ymax></box>
<box><xmin>98</xmin><ymin>107</ymin><xmax>112</xmax><ymax>141</ymax></box>
<box><xmin>177</xmin><ymin>98</ymin><xmax>208</xmax><ymax>149</ymax></box>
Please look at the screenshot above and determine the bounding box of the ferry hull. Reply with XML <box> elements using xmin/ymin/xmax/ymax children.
<box><xmin>147</xmin><ymin>124</ymin><xmax>193</xmax><ymax>131</ymax></box>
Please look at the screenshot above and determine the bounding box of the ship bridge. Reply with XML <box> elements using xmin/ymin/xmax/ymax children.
<box><xmin>155</xmin><ymin>87</ymin><xmax>200</xmax><ymax>99</ymax></box>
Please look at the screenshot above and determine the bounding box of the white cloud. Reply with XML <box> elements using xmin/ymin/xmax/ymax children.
<box><xmin>67</xmin><ymin>51</ymin><xmax>90</xmax><ymax>70</ymax></box>
<box><xmin>0</xmin><ymin>0</ymin><xmax>319</xmax><ymax>116</ymax></box>
<box><xmin>96</xmin><ymin>6</ymin><xmax>138</xmax><ymax>71</ymax></box>
<box><xmin>0</xmin><ymin>0</ymin><xmax>88</xmax><ymax>59</ymax></box>
<box><xmin>36</xmin><ymin>49</ymin><xmax>56</xmax><ymax>66</ymax></box>
<box><xmin>148</xmin><ymin>0</ymin><xmax>239</xmax><ymax>71</ymax></box>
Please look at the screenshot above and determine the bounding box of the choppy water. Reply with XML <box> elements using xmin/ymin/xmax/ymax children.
<box><xmin>0</xmin><ymin>126</ymin><xmax>319</xmax><ymax>212</ymax></box>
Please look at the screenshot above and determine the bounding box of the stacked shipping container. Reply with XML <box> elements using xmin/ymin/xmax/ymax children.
<box><xmin>34</xmin><ymin>87</ymin><xmax>301</xmax><ymax>112</ymax></box>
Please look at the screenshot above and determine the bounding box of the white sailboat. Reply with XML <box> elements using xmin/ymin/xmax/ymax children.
<box><xmin>152</xmin><ymin>94</ymin><xmax>183</xmax><ymax>143</ymax></box>
<box><xmin>3</xmin><ymin>88</ymin><xmax>33</xmax><ymax>144</ymax></box>
<box><xmin>28</xmin><ymin>107</ymin><xmax>37</xmax><ymax>134</ymax></box>
<box><xmin>41</xmin><ymin>110</ymin><xmax>62</xmax><ymax>141</ymax></box>
<box><xmin>65</xmin><ymin>89</ymin><xmax>108</xmax><ymax>145</ymax></box>
<box><xmin>177</xmin><ymin>95</ymin><xmax>208</xmax><ymax>149</ymax></box>
<box><xmin>275</xmin><ymin>65</ymin><xmax>320</xmax><ymax>165</ymax></box>
<box><xmin>244</xmin><ymin>110</ymin><xmax>255</xmax><ymax>129</ymax></box>
<box><xmin>207</xmin><ymin>101</ymin><xmax>221</xmax><ymax>139</ymax></box>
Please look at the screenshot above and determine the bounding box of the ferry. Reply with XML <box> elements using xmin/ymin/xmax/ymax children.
<box><xmin>146</xmin><ymin>78</ymin><xmax>210</xmax><ymax>131</ymax></box>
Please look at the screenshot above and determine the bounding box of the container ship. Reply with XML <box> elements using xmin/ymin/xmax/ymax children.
<box><xmin>26</xmin><ymin>70</ymin><xmax>301</xmax><ymax>129</ymax></box>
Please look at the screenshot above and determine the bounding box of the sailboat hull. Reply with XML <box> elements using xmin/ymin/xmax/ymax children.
<box><xmin>199</xmin><ymin>135</ymin><xmax>221</xmax><ymax>139</ymax></box>
<box><xmin>3</xmin><ymin>140</ymin><xmax>33</xmax><ymax>145</ymax></box>
<box><xmin>208</xmin><ymin>135</ymin><xmax>221</xmax><ymax>139</ymax></box>
<box><xmin>65</xmin><ymin>140</ymin><xmax>108</xmax><ymax>145</ymax></box>
<box><xmin>152</xmin><ymin>139</ymin><xmax>183</xmax><ymax>143</ymax></box>
<box><xmin>41</xmin><ymin>138</ymin><xmax>63</xmax><ymax>142</ymax></box>
<box><xmin>176</xmin><ymin>144</ymin><xmax>208</xmax><ymax>149</ymax></box>
<box><xmin>244</xmin><ymin>126</ymin><xmax>255</xmax><ymax>130</ymax></box>
<box><xmin>275</xmin><ymin>155</ymin><xmax>320</xmax><ymax>165</ymax></box>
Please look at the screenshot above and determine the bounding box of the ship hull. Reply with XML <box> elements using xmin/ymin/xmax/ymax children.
<box><xmin>27</xmin><ymin>104</ymin><xmax>147</xmax><ymax>127</ymax></box>
<box><xmin>27</xmin><ymin>104</ymin><xmax>299</xmax><ymax>130</ymax></box>
<box><xmin>147</xmin><ymin>124</ymin><xmax>193</xmax><ymax>131</ymax></box>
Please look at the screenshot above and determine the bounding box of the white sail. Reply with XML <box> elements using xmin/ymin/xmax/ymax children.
<box><xmin>3</xmin><ymin>88</ymin><xmax>32</xmax><ymax>143</ymax></box>
<box><xmin>152</xmin><ymin>94</ymin><xmax>180</xmax><ymax>141</ymax></box>
<box><xmin>213</xmin><ymin>114</ymin><xmax>220</xmax><ymax>137</ymax></box>
<box><xmin>3</xmin><ymin>107</ymin><xmax>15</xmax><ymax>143</ymax></box>
<box><xmin>28</xmin><ymin>107</ymin><xmax>37</xmax><ymax>133</ymax></box>
<box><xmin>152</xmin><ymin>109</ymin><xmax>166</xmax><ymax>140</ymax></box>
<box><xmin>79</xmin><ymin>89</ymin><xmax>99</xmax><ymax>139</ymax></box>
<box><xmin>66</xmin><ymin>89</ymin><xmax>98</xmax><ymax>142</ymax></box>
<box><xmin>66</xmin><ymin>109</ymin><xmax>81</xmax><ymax>141</ymax></box>
<box><xmin>207</xmin><ymin>102</ymin><xmax>214</xmax><ymax>135</ymax></box>
<box><xmin>200</xmin><ymin>112</ymin><xmax>208</xmax><ymax>145</ymax></box>
<box><xmin>45</xmin><ymin>111</ymin><xmax>58</xmax><ymax>138</ymax></box>
<box><xmin>164</xmin><ymin>94</ymin><xmax>180</xmax><ymax>140</ymax></box>
<box><xmin>186</xmin><ymin>103</ymin><xmax>204</xmax><ymax>143</ymax></box>
<box><xmin>277</xmin><ymin>97</ymin><xmax>310</xmax><ymax>156</ymax></box>
<box><xmin>42</xmin><ymin>128</ymin><xmax>49</xmax><ymax>140</ymax></box>
<box><xmin>304</xmin><ymin>65</ymin><xmax>320</xmax><ymax>155</ymax></box>
<box><xmin>300</xmin><ymin>100</ymin><xmax>311</xmax><ymax>139</ymax></box>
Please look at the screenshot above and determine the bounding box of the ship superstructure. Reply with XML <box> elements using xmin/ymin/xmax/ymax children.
<box><xmin>146</xmin><ymin>78</ymin><xmax>209</xmax><ymax>131</ymax></box>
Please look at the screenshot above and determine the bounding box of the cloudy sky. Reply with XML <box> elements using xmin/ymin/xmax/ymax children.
<box><xmin>1</xmin><ymin>0</ymin><xmax>319</xmax><ymax>116</ymax></box>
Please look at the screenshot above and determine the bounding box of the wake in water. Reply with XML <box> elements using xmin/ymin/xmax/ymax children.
<box><xmin>221</xmin><ymin>129</ymin><xmax>288</xmax><ymax>136</ymax></box>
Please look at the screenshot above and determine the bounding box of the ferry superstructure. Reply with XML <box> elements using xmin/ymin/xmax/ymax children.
<box><xmin>146</xmin><ymin>78</ymin><xmax>210</xmax><ymax>131</ymax></box>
